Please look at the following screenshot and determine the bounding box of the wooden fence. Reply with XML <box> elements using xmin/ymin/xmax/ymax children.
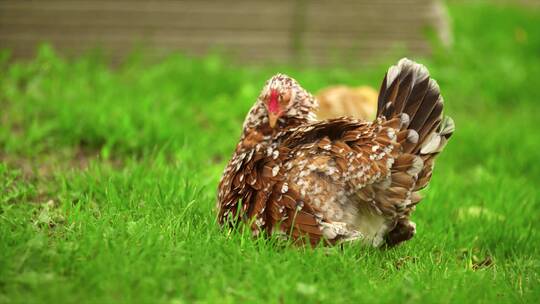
<box><xmin>0</xmin><ymin>0</ymin><xmax>451</xmax><ymax>65</ymax></box>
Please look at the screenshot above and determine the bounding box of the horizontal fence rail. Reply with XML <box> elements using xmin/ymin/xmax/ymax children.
<box><xmin>0</xmin><ymin>0</ymin><xmax>451</xmax><ymax>65</ymax></box>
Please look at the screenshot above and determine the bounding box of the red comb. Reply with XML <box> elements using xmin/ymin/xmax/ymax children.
<box><xmin>268</xmin><ymin>89</ymin><xmax>280</xmax><ymax>114</ymax></box>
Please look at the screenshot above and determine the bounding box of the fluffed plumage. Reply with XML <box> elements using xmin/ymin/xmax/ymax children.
<box><xmin>217</xmin><ymin>58</ymin><xmax>454</xmax><ymax>247</ymax></box>
<box><xmin>316</xmin><ymin>85</ymin><xmax>378</xmax><ymax>121</ymax></box>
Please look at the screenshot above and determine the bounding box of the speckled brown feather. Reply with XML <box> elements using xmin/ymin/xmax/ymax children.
<box><xmin>217</xmin><ymin>59</ymin><xmax>454</xmax><ymax>247</ymax></box>
<box><xmin>217</xmin><ymin>74</ymin><xmax>325</xmax><ymax>243</ymax></box>
<box><xmin>376</xmin><ymin>59</ymin><xmax>455</xmax><ymax>245</ymax></box>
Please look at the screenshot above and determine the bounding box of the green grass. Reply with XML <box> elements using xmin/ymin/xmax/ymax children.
<box><xmin>1</xmin><ymin>2</ymin><xmax>539</xmax><ymax>303</ymax></box>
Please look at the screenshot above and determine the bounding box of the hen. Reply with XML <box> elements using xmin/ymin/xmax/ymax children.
<box><xmin>316</xmin><ymin>85</ymin><xmax>378</xmax><ymax>121</ymax></box>
<box><xmin>217</xmin><ymin>58</ymin><xmax>454</xmax><ymax>247</ymax></box>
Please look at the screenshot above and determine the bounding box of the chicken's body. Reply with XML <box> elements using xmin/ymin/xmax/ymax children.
<box><xmin>218</xmin><ymin>59</ymin><xmax>454</xmax><ymax>247</ymax></box>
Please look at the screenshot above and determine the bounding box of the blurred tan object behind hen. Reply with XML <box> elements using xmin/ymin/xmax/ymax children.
<box><xmin>316</xmin><ymin>85</ymin><xmax>378</xmax><ymax>121</ymax></box>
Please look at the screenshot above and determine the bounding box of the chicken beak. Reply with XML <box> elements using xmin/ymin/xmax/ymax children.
<box><xmin>268</xmin><ymin>113</ymin><xmax>279</xmax><ymax>128</ymax></box>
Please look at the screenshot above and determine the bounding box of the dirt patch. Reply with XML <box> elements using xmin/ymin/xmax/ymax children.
<box><xmin>1</xmin><ymin>145</ymin><xmax>123</xmax><ymax>179</ymax></box>
<box><xmin>1</xmin><ymin>146</ymin><xmax>123</xmax><ymax>204</ymax></box>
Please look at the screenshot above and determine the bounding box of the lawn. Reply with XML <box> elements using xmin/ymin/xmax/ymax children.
<box><xmin>1</xmin><ymin>2</ymin><xmax>539</xmax><ymax>303</ymax></box>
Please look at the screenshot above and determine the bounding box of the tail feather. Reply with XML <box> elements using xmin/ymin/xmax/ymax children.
<box><xmin>376</xmin><ymin>58</ymin><xmax>454</xmax><ymax>156</ymax></box>
<box><xmin>375</xmin><ymin>58</ymin><xmax>454</xmax><ymax>247</ymax></box>
<box><xmin>419</xmin><ymin>115</ymin><xmax>455</xmax><ymax>155</ymax></box>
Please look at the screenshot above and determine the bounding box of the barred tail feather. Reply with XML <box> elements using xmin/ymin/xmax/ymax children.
<box><xmin>377</xmin><ymin>58</ymin><xmax>454</xmax><ymax>159</ymax></box>
<box><xmin>375</xmin><ymin>58</ymin><xmax>455</xmax><ymax>246</ymax></box>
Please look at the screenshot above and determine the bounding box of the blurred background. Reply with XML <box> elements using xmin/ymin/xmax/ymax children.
<box><xmin>1</xmin><ymin>0</ymin><xmax>453</xmax><ymax>66</ymax></box>
<box><xmin>0</xmin><ymin>0</ymin><xmax>537</xmax><ymax>66</ymax></box>
<box><xmin>1</xmin><ymin>1</ymin><xmax>540</xmax><ymax>303</ymax></box>
<box><xmin>1</xmin><ymin>0</ymin><xmax>538</xmax><ymax>157</ymax></box>
<box><xmin>1</xmin><ymin>0</ymin><xmax>539</xmax><ymax>172</ymax></box>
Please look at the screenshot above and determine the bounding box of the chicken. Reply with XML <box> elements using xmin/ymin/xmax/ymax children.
<box><xmin>316</xmin><ymin>85</ymin><xmax>378</xmax><ymax>121</ymax></box>
<box><xmin>217</xmin><ymin>58</ymin><xmax>454</xmax><ymax>247</ymax></box>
